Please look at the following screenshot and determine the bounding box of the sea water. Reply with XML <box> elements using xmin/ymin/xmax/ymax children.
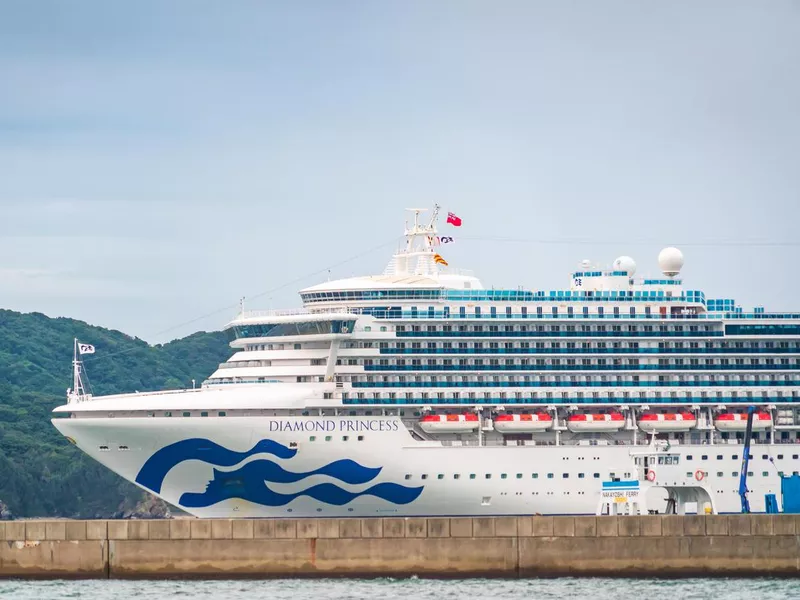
<box><xmin>0</xmin><ymin>578</ymin><xmax>798</xmax><ymax>599</ymax></box>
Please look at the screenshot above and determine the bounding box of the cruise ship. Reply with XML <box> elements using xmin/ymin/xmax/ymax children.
<box><xmin>52</xmin><ymin>207</ymin><xmax>800</xmax><ymax>518</ymax></box>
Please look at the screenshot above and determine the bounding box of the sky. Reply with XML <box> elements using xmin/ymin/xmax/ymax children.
<box><xmin>1</xmin><ymin>1</ymin><xmax>799</xmax><ymax>344</ymax></box>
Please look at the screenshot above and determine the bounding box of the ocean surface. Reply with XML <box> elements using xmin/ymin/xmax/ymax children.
<box><xmin>0</xmin><ymin>578</ymin><xmax>798</xmax><ymax>599</ymax></box>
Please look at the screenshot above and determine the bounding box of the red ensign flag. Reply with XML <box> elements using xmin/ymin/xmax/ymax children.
<box><xmin>446</xmin><ymin>212</ymin><xmax>462</xmax><ymax>227</ymax></box>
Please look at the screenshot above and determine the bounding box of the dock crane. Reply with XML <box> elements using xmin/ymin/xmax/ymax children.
<box><xmin>738</xmin><ymin>406</ymin><xmax>757</xmax><ymax>513</ymax></box>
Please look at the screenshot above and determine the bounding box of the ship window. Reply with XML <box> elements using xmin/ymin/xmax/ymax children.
<box><xmin>732</xmin><ymin>472</ymin><xmax>738</xmax><ymax>477</ymax></box>
<box><xmin>421</xmin><ymin>474</ymin><xmax>428</xmax><ymax>480</ymax></box>
<box><xmin>500</xmin><ymin>473</ymin><xmax>508</xmax><ymax>479</ymax></box>
<box><xmin>593</xmin><ymin>473</ymin><xmax>600</xmax><ymax>478</ymax></box>
<box><xmin>454</xmin><ymin>474</ymin><xmax>460</xmax><ymax>480</ymax></box>
<box><xmin>763</xmin><ymin>471</ymin><xmax>769</xmax><ymax>477</ymax></box>
<box><xmin>404</xmin><ymin>474</ymin><xmax>411</xmax><ymax>480</ymax></box>
<box><xmin>485</xmin><ymin>474</ymin><xmax>492</xmax><ymax>479</ymax></box>
<box><xmin>532</xmin><ymin>473</ymin><xmax>538</xmax><ymax>479</ymax></box>
<box><xmin>437</xmin><ymin>474</ymin><xmax>444</xmax><ymax>480</ymax></box>
<box><xmin>794</xmin><ymin>455</ymin><xmax>799</xmax><ymax>460</ymax></box>
<box><xmin>578</xmin><ymin>473</ymin><xmax>585</xmax><ymax>479</ymax></box>
<box><xmin>469</xmin><ymin>474</ymin><xmax>476</xmax><ymax>479</ymax></box>
<box><xmin>218</xmin><ymin>411</ymin><xmax>226</xmax><ymax>417</ymax></box>
<box><xmin>547</xmin><ymin>473</ymin><xmax>554</xmax><ymax>479</ymax></box>
<box><xmin>99</xmin><ymin>445</ymin><xmax>109</xmax><ymax>451</ymax></box>
<box><xmin>183</xmin><ymin>412</ymin><xmax>190</xmax><ymax>417</ymax></box>
<box><xmin>716</xmin><ymin>455</ymin><xmax>723</xmax><ymax>460</ymax></box>
<box><xmin>309</xmin><ymin>436</ymin><xmax>316</xmax><ymax>442</ymax></box>
<box><xmin>563</xmin><ymin>473</ymin><xmax>569</xmax><ymax>479</ymax></box>
<box><xmin>515</xmin><ymin>473</ymin><xmax>523</xmax><ymax>479</ymax></box>
<box><xmin>164</xmin><ymin>412</ymin><xmax>172</xmax><ymax>417</ymax></box>
<box><xmin>364</xmin><ymin>326</ymin><xmax>372</xmax><ymax>332</ymax></box>
<box><xmin>717</xmin><ymin>472</ymin><xmax>724</xmax><ymax>477</ymax></box>
<box><xmin>747</xmin><ymin>471</ymin><xmax>754</xmax><ymax>477</ymax></box>
<box><xmin>762</xmin><ymin>454</ymin><xmax>768</xmax><ymax>460</ymax></box>
<box><xmin>342</xmin><ymin>436</ymin><xmax>349</xmax><ymax>441</ymax></box>
<box><xmin>701</xmin><ymin>455</ymin><xmax>708</xmax><ymax>460</ymax></box>
<box><xmin>778</xmin><ymin>455</ymin><xmax>784</xmax><ymax>460</ymax></box>
<box><xmin>732</xmin><ymin>455</ymin><xmax>738</xmax><ymax>460</ymax></box>
<box><xmin>325</xmin><ymin>436</ymin><xmax>332</xmax><ymax>442</ymax></box>
<box><xmin>357</xmin><ymin>435</ymin><xmax>364</xmax><ymax>441</ymax></box>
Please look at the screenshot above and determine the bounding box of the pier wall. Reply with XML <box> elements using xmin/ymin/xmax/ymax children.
<box><xmin>2</xmin><ymin>515</ymin><xmax>800</xmax><ymax>578</ymax></box>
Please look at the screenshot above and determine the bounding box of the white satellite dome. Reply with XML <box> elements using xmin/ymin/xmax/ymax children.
<box><xmin>658</xmin><ymin>247</ymin><xmax>684</xmax><ymax>277</ymax></box>
<box><xmin>612</xmin><ymin>255</ymin><xmax>637</xmax><ymax>276</ymax></box>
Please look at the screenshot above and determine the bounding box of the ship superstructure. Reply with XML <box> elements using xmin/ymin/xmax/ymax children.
<box><xmin>52</xmin><ymin>207</ymin><xmax>800</xmax><ymax>518</ymax></box>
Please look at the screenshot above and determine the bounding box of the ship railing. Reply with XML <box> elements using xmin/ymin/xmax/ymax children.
<box><xmin>236</xmin><ymin>307</ymin><xmax>366</xmax><ymax>319</ymax></box>
<box><xmin>74</xmin><ymin>387</ymin><xmax>206</xmax><ymax>402</ymax></box>
<box><xmin>236</xmin><ymin>308</ymin><xmax>800</xmax><ymax>322</ymax></box>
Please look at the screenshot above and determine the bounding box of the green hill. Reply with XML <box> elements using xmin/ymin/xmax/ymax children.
<box><xmin>0</xmin><ymin>309</ymin><xmax>231</xmax><ymax>518</ymax></box>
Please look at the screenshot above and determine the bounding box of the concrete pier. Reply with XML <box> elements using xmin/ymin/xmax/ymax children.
<box><xmin>2</xmin><ymin>515</ymin><xmax>799</xmax><ymax>578</ymax></box>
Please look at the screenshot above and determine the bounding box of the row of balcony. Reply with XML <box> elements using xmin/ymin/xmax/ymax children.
<box><xmin>341</xmin><ymin>395</ymin><xmax>795</xmax><ymax>406</ymax></box>
<box><xmin>362</xmin><ymin>364</ymin><xmax>799</xmax><ymax>372</ymax></box>
<box><xmin>377</xmin><ymin>347</ymin><xmax>798</xmax><ymax>355</ymax></box>
<box><xmin>351</xmin><ymin>380</ymin><xmax>800</xmax><ymax>389</ymax></box>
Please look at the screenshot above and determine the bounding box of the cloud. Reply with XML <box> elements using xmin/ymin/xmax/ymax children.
<box><xmin>0</xmin><ymin>266</ymin><xmax>161</xmax><ymax>299</ymax></box>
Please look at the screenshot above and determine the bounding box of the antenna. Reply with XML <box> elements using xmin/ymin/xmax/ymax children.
<box><xmin>426</xmin><ymin>204</ymin><xmax>441</xmax><ymax>229</ymax></box>
<box><xmin>405</xmin><ymin>208</ymin><xmax>428</xmax><ymax>235</ymax></box>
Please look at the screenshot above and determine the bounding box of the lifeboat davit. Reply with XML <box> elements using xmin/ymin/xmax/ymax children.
<box><xmin>638</xmin><ymin>412</ymin><xmax>697</xmax><ymax>432</ymax></box>
<box><xmin>566</xmin><ymin>412</ymin><xmax>625</xmax><ymax>432</ymax></box>
<box><xmin>494</xmin><ymin>413</ymin><xmax>553</xmax><ymax>433</ymax></box>
<box><xmin>714</xmin><ymin>412</ymin><xmax>772</xmax><ymax>432</ymax></box>
<box><xmin>419</xmin><ymin>413</ymin><xmax>479</xmax><ymax>433</ymax></box>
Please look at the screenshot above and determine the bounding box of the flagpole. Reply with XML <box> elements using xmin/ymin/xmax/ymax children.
<box><xmin>71</xmin><ymin>338</ymin><xmax>78</xmax><ymax>404</ymax></box>
<box><xmin>71</xmin><ymin>338</ymin><xmax>87</xmax><ymax>403</ymax></box>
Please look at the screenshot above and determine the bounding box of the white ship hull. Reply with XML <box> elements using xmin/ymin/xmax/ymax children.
<box><xmin>52</xmin><ymin>407</ymin><xmax>784</xmax><ymax>518</ymax></box>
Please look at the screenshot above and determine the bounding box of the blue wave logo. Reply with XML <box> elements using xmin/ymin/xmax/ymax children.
<box><xmin>179</xmin><ymin>459</ymin><xmax>424</xmax><ymax>508</ymax></box>
<box><xmin>136</xmin><ymin>438</ymin><xmax>297</xmax><ymax>493</ymax></box>
<box><xmin>135</xmin><ymin>438</ymin><xmax>424</xmax><ymax>508</ymax></box>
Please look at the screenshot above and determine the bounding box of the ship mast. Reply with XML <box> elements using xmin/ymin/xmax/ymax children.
<box><xmin>384</xmin><ymin>204</ymin><xmax>443</xmax><ymax>277</ymax></box>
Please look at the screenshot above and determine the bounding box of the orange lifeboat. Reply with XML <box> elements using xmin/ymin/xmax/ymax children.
<box><xmin>714</xmin><ymin>412</ymin><xmax>772</xmax><ymax>432</ymax></box>
<box><xmin>419</xmin><ymin>413</ymin><xmax>479</xmax><ymax>433</ymax></box>
<box><xmin>638</xmin><ymin>412</ymin><xmax>697</xmax><ymax>432</ymax></box>
<box><xmin>494</xmin><ymin>413</ymin><xmax>553</xmax><ymax>433</ymax></box>
<box><xmin>566</xmin><ymin>412</ymin><xmax>625</xmax><ymax>432</ymax></box>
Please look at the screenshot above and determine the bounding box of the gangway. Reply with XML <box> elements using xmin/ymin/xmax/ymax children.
<box><xmin>737</xmin><ymin>406</ymin><xmax>756</xmax><ymax>513</ymax></box>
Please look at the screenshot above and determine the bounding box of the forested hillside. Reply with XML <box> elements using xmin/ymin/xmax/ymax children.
<box><xmin>0</xmin><ymin>309</ymin><xmax>231</xmax><ymax>517</ymax></box>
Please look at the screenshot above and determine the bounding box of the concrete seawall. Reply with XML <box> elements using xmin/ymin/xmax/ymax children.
<box><xmin>2</xmin><ymin>515</ymin><xmax>800</xmax><ymax>578</ymax></box>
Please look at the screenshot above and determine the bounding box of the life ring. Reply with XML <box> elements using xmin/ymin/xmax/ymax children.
<box><xmin>646</xmin><ymin>470</ymin><xmax>656</xmax><ymax>482</ymax></box>
<box><xmin>695</xmin><ymin>470</ymin><xmax>705</xmax><ymax>481</ymax></box>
